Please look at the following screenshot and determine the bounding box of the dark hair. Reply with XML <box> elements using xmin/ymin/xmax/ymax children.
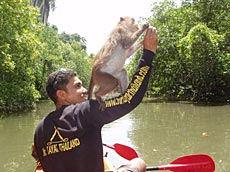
<box><xmin>46</xmin><ymin>69</ymin><xmax>76</xmax><ymax>103</ymax></box>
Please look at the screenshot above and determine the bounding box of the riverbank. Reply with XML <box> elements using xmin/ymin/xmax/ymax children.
<box><xmin>1</xmin><ymin>96</ymin><xmax>229</xmax><ymax>117</ymax></box>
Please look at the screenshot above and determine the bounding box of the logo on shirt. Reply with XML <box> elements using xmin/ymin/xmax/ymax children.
<box><xmin>42</xmin><ymin>127</ymin><xmax>80</xmax><ymax>157</ymax></box>
<box><xmin>105</xmin><ymin>66</ymin><xmax>150</xmax><ymax>107</ymax></box>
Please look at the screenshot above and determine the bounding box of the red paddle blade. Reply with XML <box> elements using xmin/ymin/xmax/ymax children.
<box><xmin>157</xmin><ymin>154</ymin><xmax>215</xmax><ymax>172</ymax></box>
<box><xmin>113</xmin><ymin>143</ymin><xmax>139</xmax><ymax>160</ymax></box>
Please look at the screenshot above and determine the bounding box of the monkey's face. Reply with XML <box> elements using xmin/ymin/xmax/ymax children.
<box><xmin>120</xmin><ymin>16</ymin><xmax>139</xmax><ymax>32</ymax></box>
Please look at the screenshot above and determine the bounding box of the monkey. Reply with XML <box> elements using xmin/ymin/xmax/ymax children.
<box><xmin>88</xmin><ymin>16</ymin><xmax>149</xmax><ymax>111</ymax></box>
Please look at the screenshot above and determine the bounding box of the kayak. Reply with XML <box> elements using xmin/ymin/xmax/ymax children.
<box><xmin>34</xmin><ymin>154</ymin><xmax>216</xmax><ymax>172</ymax></box>
<box><xmin>34</xmin><ymin>161</ymin><xmax>43</xmax><ymax>172</ymax></box>
<box><xmin>34</xmin><ymin>157</ymin><xmax>115</xmax><ymax>172</ymax></box>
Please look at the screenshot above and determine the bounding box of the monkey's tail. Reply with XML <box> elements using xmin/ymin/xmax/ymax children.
<box><xmin>87</xmin><ymin>77</ymin><xmax>94</xmax><ymax>100</ymax></box>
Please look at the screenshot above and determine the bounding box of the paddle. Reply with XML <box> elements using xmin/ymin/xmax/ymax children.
<box><xmin>103</xmin><ymin>143</ymin><xmax>138</xmax><ymax>160</ymax></box>
<box><xmin>146</xmin><ymin>154</ymin><xmax>215</xmax><ymax>172</ymax></box>
<box><xmin>103</xmin><ymin>144</ymin><xmax>215</xmax><ymax>172</ymax></box>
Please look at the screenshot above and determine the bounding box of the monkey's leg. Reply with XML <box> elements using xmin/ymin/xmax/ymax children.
<box><xmin>115</xmin><ymin>69</ymin><xmax>129</xmax><ymax>94</ymax></box>
<box><xmin>94</xmin><ymin>72</ymin><xmax>119</xmax><ymax>111</ymax></box>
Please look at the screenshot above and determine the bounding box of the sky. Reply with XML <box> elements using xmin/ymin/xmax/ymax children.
<box><xmin>48</xmin><ymin>0</ymin><xmax>154</xmax><ymax>54</ymax></box>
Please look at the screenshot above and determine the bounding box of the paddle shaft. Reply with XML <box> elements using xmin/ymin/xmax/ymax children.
<box><xmin>106</xmin><ymin>162</ymin><xmax>211</xmax><ymax>171</ymax></box>
<box><xmin>103</xmin><ymin>144</ymin><xmax>114</xmax><ymax>150</ymax></box>
<box><xmin>146</xmin><ymin>162</ymin><xmax>212</xmax><ymax>171</ymax></box>
<box><xmin>144</xmin><ymin>157</ymin><xmax>214</xmax><ymax>172</ymax></box>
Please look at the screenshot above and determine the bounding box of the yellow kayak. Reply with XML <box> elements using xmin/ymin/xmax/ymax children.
<box><xmin>34</xmin><ymin>157</ymin><xmax>115</xmax><ymax>172</ymax></box>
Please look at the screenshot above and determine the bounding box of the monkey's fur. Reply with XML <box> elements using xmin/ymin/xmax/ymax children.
<box><xmin>88</xmin><ymin>16</ymin><xmax>149</xmax><ymax>110</ymax></box>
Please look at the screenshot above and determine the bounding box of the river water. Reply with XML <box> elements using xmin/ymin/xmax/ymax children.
<box><xmin>0</xmin><ymin>100</ymin><xmax>229</xmax><ymax>172</ymax></box>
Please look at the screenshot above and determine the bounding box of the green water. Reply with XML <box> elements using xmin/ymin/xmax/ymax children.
<box><xmin>0</xmin><ymin>101</ymin><xmax>229</xmax><ymax>172</ymax></box>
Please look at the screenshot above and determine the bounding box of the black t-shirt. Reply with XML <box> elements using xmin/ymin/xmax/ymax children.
<box><xmin>34</xmin><ymin>49</ymin><xmax>155</xmax><ymax>172</ymax></box>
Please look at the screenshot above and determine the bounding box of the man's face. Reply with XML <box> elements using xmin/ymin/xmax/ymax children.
<box><xmin>63</xmin><ymin>76</ymin><xmax>88</xmax><ymax>104</ymax></box>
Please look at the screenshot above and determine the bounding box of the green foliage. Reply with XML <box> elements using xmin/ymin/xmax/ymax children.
<box><xmin>1</xmin><ymin>0</ymin><xmax>230</xmax><ymax>113</ymax></box>
<box><xmin>134</xmin><ymin>0</ymin><xmax>230</xmax><ymax>103</ymax></box>
<box><xmin>178</xmin><ymin>24</ymin><xmax>229</xmax><ymax>102</ymax></box>
<box><xmin>191</xmin><ymin>0</ymin><xmax>230</xmax><ymax>33</ymax></box>
<box><xmin>0</xmin><ymin>0</ymin><xmax>92</xmax><ymax>113</ymax></box>
<box><xmin>33</xmin><ymin>25</ymin><xmax>63</xmax><ymax>98</ymax></box>
<box><xmin>0</xmin><ymin>0</ymin><xmax>42</xmax><ymax>112</ymax></box>
<box><xmin>33</xmin><ymin>26</ymin><xmax>92</xmax><ymax>100</ymax></box>
<box><xmin>58</xmin><ymin>32</ymin><xmax>87</xmax><ymax>50</ymax></box>
<box><xmin>58</xmin><ymin>40</ymin><xmax>92</xmax><ymax>87</ymax></box>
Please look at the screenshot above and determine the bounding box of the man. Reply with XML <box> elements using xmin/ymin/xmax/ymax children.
<box><xmin>33</xmin><ymin>26</ymin><xmax>158</xmax><ymax>172</ymax></box>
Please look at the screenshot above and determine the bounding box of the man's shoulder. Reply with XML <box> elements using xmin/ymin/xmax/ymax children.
<box><xmin>35</xmin><ymin>109</ymin><xmax>58</xmax><ymax>134</ymax></box>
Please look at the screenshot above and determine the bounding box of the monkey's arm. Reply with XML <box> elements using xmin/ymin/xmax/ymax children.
<box><xmin>126</xmin><ymin>41</ymin><xmax>143</xmax><ymax>57</ymax></box>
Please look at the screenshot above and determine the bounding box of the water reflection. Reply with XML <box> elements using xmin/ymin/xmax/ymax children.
<box><xmin>0</xmin><ymin>101</ymin><xmax>55</xmax><ymax>172</ymax></box>
<box><xmin>128</xmin><ymin>102</ymin><xmax>230</xmax><ymax>172</ymax></box>
<box><xmin>0</xmin><ymin>101</ymin><xmax>229</xmax><ymax>172</ymax></box>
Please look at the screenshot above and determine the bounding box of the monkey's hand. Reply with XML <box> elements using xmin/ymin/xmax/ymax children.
<box><xmin>142</xmin><ymin>23</ymin><xmax>149</xmax><ymax>30</ymax></box>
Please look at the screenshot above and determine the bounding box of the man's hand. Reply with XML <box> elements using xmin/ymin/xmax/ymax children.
<box><xmin>143</xmin><ymin>26</ymin><xmax>158</xmax><ymax>53</ymax></box>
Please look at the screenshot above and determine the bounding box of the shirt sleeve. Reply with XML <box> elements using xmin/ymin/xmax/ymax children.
<box><xmin>77</xmin><ymin>49</ymin><xmax>155</xmax><ymax>127</ymax></box>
